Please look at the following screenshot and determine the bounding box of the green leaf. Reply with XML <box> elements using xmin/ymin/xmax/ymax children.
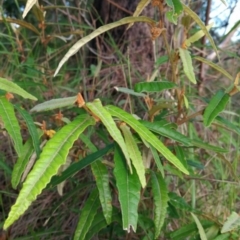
<box><xmin>80</xmin><ymin>134</ymin><xmax>112</xmax><ymax>224</ymax></box>
<box><xmin>91</xmin><ymin>161</ymin><xmax>112</xmax><ymax>224</ymax></box>
<box><xmin>216</xmin><ymin>116</ymin><xmax>240</xmax><ymax>135</ymax></box>
<box><xmin>203</xmin><ymin>90</ymin><xmax>230</xmax><ymax>127</ymax></box>
<box><xmin>0</xmin><ymin>97</ymin><xmax>23</xmax><ymax>157</ymax></box>
<box><xmin>114</xmin><ymin>145</ymin><xmax>141</xmax><ymax>232</ymax></box>
<box><xmin>48</xmin><ymin>144</ymin><xmax>113</xmax><ymax>187</ymax></box>
<box><xmin>86</xmin><ymin>99</ymin><xmax>131</xmax><ymax>172</ymax></box>
<box><xmin>114</xmin><ymin>87</ymin><xmax>146</xmax><ymax>97</ymax></box>
<box><xmin>3</xmin><ymin>115</ymin><xmax>95</xmax><ymax>230</ymax></box>
<box><xmin>54</xmin><ymin>16</ymin><xmax>156</xmax><ymax>76</ymax></box>
<box><xmin>0</xmin><ymin>77</ymin><xmax>37</xmax><ymax>100</ymax></box>
<box><xmin>182</xmin><ymin>4</ymin><xmax>219</xmax><ymax>59</ymax></box>
<box><xmin>221</xmin><ymin>212</ymin><xmax>240</xmax><ymax>233</ymax></box>
<box><xmin>15</xmin><ymin>105</ymin><xmax>41</xmax><ymax>157</ymax></box>
<box><xmin>166</xmin><ymin>0</ymin><xmax>183</xmax><ymax>24</ymax></box>
<box><xmin>11</xmin><ymin>132</ymin><xmax>43</xmax><ymax>189</ymax></box>
<box><xmin>151</xmin><ymin>171</ymin><xmax>169</xmax><ymax>239</ymax></box>
<box><xmin>120</xmin><ymin>124</ymin><xmax>146</xmax><ymax>188</ymax></box>
<box><xmin>191</xmin><ymin>139</ymin><xmax>228</xmax><ymax>153</ymax></box>
<box><xmin>140</xmin><ymin>120</ymin><xmax>192</xmax><ymax>146</ymax></box>
<box><xmin>185</xmin><ymin>24</ymin><xmax>213</xmax><ymax>47</ymax></box>
<box><xmin>150</xmin><ymin>145</ymin><xmax>165</xmax><ymax>177</ymax></box>
<box><xmin>194</xmin><ymin>56</ymin><xmax>233</xmax><ymax>81</ymax></box>
<box><xmin>85</xmin><ymin>207</ymin><xmax>122</xmax><ymax>239</ymax></box>
<box><xmin>179</xmin><ymin>48</ymin><xmax>196</xmax><ymax>84</ymax></box>
<box><xmin>106</xmin><ymin>105</ymin><xmax>189</xmax><ymax>175</ymax></box>
<box><xmin>73</xmin><ymin>188</ymin><xmax>100</xmax><ymax>240</ymax></box>
<box><xmin>191</xmin><ymin>212</ymin><xmax>208</xmax><ymax>240</ymax></box>
<box><xmin>134</xmin><ymin>81</ymin><xmax>177</xmax><ymax>93</ymax></box>
<box><xmin>30</xmin><ymin>96</ymin><xmax>77</xmax><ymax>112</ymax></box>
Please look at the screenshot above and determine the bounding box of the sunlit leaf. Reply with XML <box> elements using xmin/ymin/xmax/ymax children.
<box><xmin>203</xmin><ymin>90</ymin><xmax>230</xmax><ymax>127</ymax></box>
<box><xmin>221</xmin><ymin>212</ymin><xmax>240</xmax><ymax>233</ymax></box>
<box><xmin>22</xmin><ymin>0</ymin><xmax>38</xmax><ymax>18</ymax></box>
<box><xmin>114</xmin><ymin>145</ymin><xmax>141</xmax><ymax>232</ymax></box>
<box><xmin>0</xmin><ymin>97</ymin><xmax>23</xmax><ymax>157</ymax></box>
<box><xmin>86</xmin><ymin>99</ymin><xmax>131</xmax><ymax>172</ymax></box>
<box><xmin>0</xmin><ymin>77</ymin><xmax>37</xmax><ymax>100</ymax></box>
<box><xmin>3</xmin><ymin>115</ymin><xmax>95</xmax><ymax>229</ymax></box>
<box><xmin>120</xmin><ymin>124</ymin><xmax>146</xmax><ymax>188</ymax></box>
<box><xmin>106</xmin><ymin>105</ymin><xmax>189</xmax><ymax>175</ymax></box>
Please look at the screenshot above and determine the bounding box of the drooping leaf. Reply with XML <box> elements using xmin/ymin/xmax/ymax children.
<box><xmin>15</xmin><ymin>105</ymin><xmax>41</xmax><ymax>157</ymax></box>
<box><xmin>120</xmin><ymin>124</ymin><xmax>146</xmax><ymax>188</ymax></box>
<box><xmin>86</xmin><ymin>99</ymin><xmax>131</xmax><ymax>172</ymax></box>
<box><xmin>54</xmin><ymin>16</ymin><xmax>156</xmax><ymax>76</ymax></box>
<box><xmin>80</xmin><ymin>133</ymin><xmax>112</xmax><ymax>224</ymax></box>
<box><xmin>149</xmin><ymin>145</ymin><xmax>165</xmax><ymax>177</ymax></box>
<box><xmin>0</xmin><ymin>97</ymin><xmax>23</xmax><ymax>157</ymax></box>
<box><xmin>11</xmin><ymin>132</ymin><xmax>43</xmax><ymax>189</ymax></box>
<box><xmin>140</xmin><ymin>120</ymin><xmax>192</xmax><ymax>146</ymax></box>
<box><xmin>203</xmin><ymin>90</ymin><xmax>230</xmax><ymax>127</ymax></box>
<box><xmin>73</xmin><ymin>189</ymin><xmax>100</xmax><ymax>240</ymax></box>
<box><xmin>221</xmin><ymin>212</ymin><xmax>240</xmax><ymax>233</ymax></box>
<box><xmin>48</xmin><ymin>144</ymin><xmax>113</xmax><ymax>187</ymax></box>
<box><xmin>191</xmin><ymin>139</ymin><xmax>227</xmax><ymax>153</ymax></box>
<box><xmin>216</xmin><ymin>116</ymin><xmax>240</xmax><ymax>135</ymax></box>
<box><xmin>30</xmin><ymin>96</ymin><xmax>77</xmax><ymax>112</ymax></box>
<box><xmin>106</xmin><ymin>105</ymin><xmax>189</xmax><ymax>175</ymax></box>
<box><xmin>134</xmin><ymin>81</ymin><xmax>177</xmax><ymax>93</ymax></box>
<box><xmin>151</xmin><ymin>171</ymin><xmax>169</xmax><ymax>239</ymax></box>
<box><xmin>0</xmin><ymin>77</ymin><xmax>37</xmax><ymax>100</ymax></box>
<box><xmin>182</xmin><ymin>4</ymin><xmax>219</xmax><ymax>59</ymax></box>
<box><xmin>179</xmin><ymin>48</ymin><xmax>196</xmax><ymax>84</ymax></box>
<box><xmin>85</xmin><ymin>207</ymin><xmax>122</xmax><ymax>239</ymax></box>
<box><xmin>191</xmin><ymin>212</ymin><xmax>208</xmax><ymax>240</ymax></box>
<box><xmin>194</xmin><ymin>56</ymin><xmax>233</xmax><ymax>81</ymax></box>
<box><xmin>114</xmin><ymin>145</ymin><xmax>141</xmax><ymax>232</ymax></box>
<box><xmin>3</xmin><ymin>115</ymin><xmax>95</xmax><ymax>230</ymax></box>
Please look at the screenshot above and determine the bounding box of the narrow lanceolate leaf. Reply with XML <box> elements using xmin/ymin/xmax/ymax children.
<box><xmin>3</xmin><ymin>115</ymin><xmax>95</xmax><ymax>230</ymax></box>
<box><xmin>151</xmin><ymin>171</ymin><xmax>169</xmax><ymax>239</ymax></box>
<box><xmin>54</xmin><ymin>16</ymin><xmax>155</xmax><ymax>76</ymax></box>
<box><xmin>11</xmin><ymin>131</ymin><xmax>43</xmax><ymax>189</ymax></box>
<box><xmin>191</xmin><ymin>139</ymin><xmax>228</xmax><ymax>153</ymax></box>
<box><xmin>73</xmin><ymin>189</ymin><xmax>100</xmax><ymax>240</ymax></box>
<box><xmin>179</xmin><ymin>48</ymin><xmax>196</xmax><ymax>84</ymax></box>
<box><xmin>134</xmin><ymin>81</ymin><xmax>177</xmax><ymax>93</ymax></box>
<box><xmin>191</xmin><ymin>213</ymin><xmax>208</xmax><ymax>240</ymax></box>
<box><xmin>91</xmin><ymin>161</ymin><xmax>112</xmax><ymax>225</ymax></box>
<box><xmin>203</xmin><ymin>90</ymin><xmax>230</xmax><ymax>127</ymax></box>
<box><xmin>0</xmin><ymin>97</ymin><xmax>23</xmax><ymax>157</ymax></box>
<box><xmin>15</xmin><ymin>105</ymin><xmax>41</xmax><ymax>157</ymax></box>
<box><xmin>22</xmin><ymin>0</ymin><xmax>37</xmax><ymax>18</ymax></box>
<box><xmin>30</xmin><ymin>96</ymin><xmax>77</xmax><ymax>112</ymax></box>
<box><xmin>114</xmin><ymin>145</ymin><xmax>141</xmax><ymax>232</ymax></box>
<box><xmin>127</xmin><ymin>0</ymin><xmax>151</xmax><ymax>29</ymax></box>
<box><xmin>120</xmin><ymin>124</ymin><xmax>146</xmax><ymax>188</ymax></box>
<box><xmin>106</xmin><ymin>105</ymin><xmax>189</xmax><ymax>175</ymax></box>
<box><xmin>194</xmin><ymin>56</ymin><xmax>233</xmax><ymax>81</ymax></box>
<box><xmin>86</xmin><ymin>99</ymin><xmax>131</xmax><ymax>172</ymax></box>
<box><xmin>0</xmin><ymin>77</ymin><xmax>37</xmax><ymax>100</ymax></box>
<box><xmin>182</xmin><ymin>4</ymin><xmax>218</xmax><ymax>59</ymax></box>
